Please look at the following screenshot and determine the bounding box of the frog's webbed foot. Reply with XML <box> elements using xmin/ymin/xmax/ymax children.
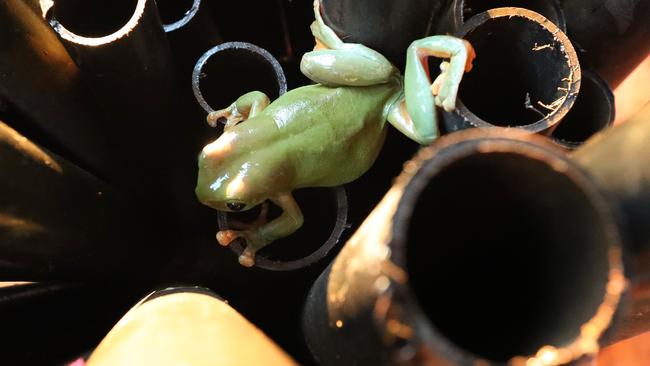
<box><xmin>215</xmin><ymin>229</ymin><xmax>269</xmax><ymax>267</ymax></box>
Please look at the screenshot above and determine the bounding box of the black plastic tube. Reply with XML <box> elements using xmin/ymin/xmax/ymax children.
<box><xmin>437</xmin><ymin>0</ymin><xmax>566</xmax><ymax>33</ymax></box>
<box><xmin>561</xmin><ymin>0</ymin><xmax>650</xmax><ymax>88</ymax></box>
<box><xmin>0</xmin><ymin>120</ymin><xmax>153</xmax><ymax>280</ymax></box>
<box><xmin>551</xmin><ymin>70</ymin><xmax>615</xmax><ymax>149</ymax></box>
<box><xmin>574</xmin><ymin>103</ymin><xmax>650</xmax><ymax>343</ymax></box>
<box><xmin>303</xmin><ymin>129</ymin><xmax>625</xmax><ymax>366</ymax></box>
<box><xmin>320</xmin><ymin>0</ymin><xmax>447</xmax><ymax>69</ymax></box>
<box><xmin>441</xmin><ymin>8</ymin><xmax>580</xmax><ymax>135</ymax></box>
<box><xmin>0</xmin><ymin>0</ymin><xmax>113</xmax><ymax>176</ymax></box>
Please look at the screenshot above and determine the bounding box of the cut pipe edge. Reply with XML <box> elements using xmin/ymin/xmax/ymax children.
<box><xmin>217</xmin><ymin>186</ymin><xmax>348</xmax><ymax>271</ymax></box>
<box><xmin>159</xmin><ymin>0</ymin><xmax>201</xmax><ymax>33</ymax></box>
<box><xmin>388</xmin><ymin>130</ymin><xmax>625</xmax><ymax>365</ymax></box>
<box><xmin>445</xmin><ymin>0</ymin><xmax>566</xmax><ymax>32</ymax></box>
<box><xmin>551</xmin><ymin>70</ymin><xmax>615</xmax><ymax>149</ymax></box>
<box><xmin>40</xmin><ymin>0</ymin><xmax>148</xmax><ymax>46</ymax></box>
<box><xmin>192</xmin><ymin>42</ymin><xmax>288</xmax><ymax>114</ymax></box>
<box><xmin>304</xmin><ymin>129</ymin><xmax>627</xmax><ymax>366</ymax></box>
<box><xmin>443</xmin><ymin>7</ymin><xmax>580</xmax><ymax>134</ymax></box>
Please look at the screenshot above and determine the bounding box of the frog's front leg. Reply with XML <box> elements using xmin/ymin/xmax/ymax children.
<box><xmin>206</xmin><ymin>91</ymin><xmax>270</xmax><ymax>130</ymax></box>
<box><xmin>299</xmin><ymin>0</ymin><xmax>397</xmax><ymax>86</ymax></box>
<box><xmin>217</xmin><ymin>193</ymin><xmax>304</xmax><ymax>267</ymax></box>
<box><xmin>388</xmin><ymin>36</ymin><xmax>475</xmax><ymax>144</ymax></box>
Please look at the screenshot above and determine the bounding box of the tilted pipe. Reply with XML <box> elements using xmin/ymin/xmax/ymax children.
<box><xmin>441</xmin><ymin>8</ymin><xmax>580</xmax><ymax>136</ymax></box>
<box><xmin>573</xmin><ymin>102</ymin><xmax>650</xmax><ymax>343</ymax></box>
<box><xmin>0</xmin><ymin>0</ymin><xmax>113</xmax><ymax>176</ymax></box>
<box><xmin>0</xmin><ymin>120</ymin><xmax>155</xmax><ymax>280</ymax></box>
<box><xmin>81</xmin><ymin>287</ymin><xmax>297</xmax><ymax>366</ymax></box>
<box><xmin>303</xmin><ymin>129</ymin><xmax>625</xmax><ymax>365</ymax></box>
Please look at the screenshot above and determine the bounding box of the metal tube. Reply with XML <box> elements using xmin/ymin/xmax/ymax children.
<box><xmin>437</xmin><ymin>0</ymin><xmax>566</xmax><ymax>33</ymax></box>
<box><xmin>573</xmin><ymin>102</ymin><xmax>650</xmax><ymax>343</ymax></box>
<box><xmin>319</xmin><ymin>0</ymin><xmax>446</xmax><ymax>69</ymax></box>
<box><xmin>561</xmin><ymin>0</ymin><xmax>650</xmax><ymax>88</ymax></box>
<box><xmin>84</xmin><ymin>287</ymin><xmax>297</xmax><ymax>366</ymax></box>
<box><xmin>441</xmin><ymin>8</ymin><xmax>580</xmax><ymax>135</ymax></box>
<box><xmin>0</xmin><ymin>0</ymin><xmax>114</xmax><ymax>175</ymax></box>
<box><xmin>0</xmin><ymin>120</ymin><xmax>153</xmax><ymax>280</ymax></box>
<box><xmin>303</xmin><ymin>129</ymin><xmax>625</xmax><ymax>366</ymax></box>
<box><xmin>551</xmin><ymin>70</ymin><xmax>615</xmax><ymax>149</ymax></box>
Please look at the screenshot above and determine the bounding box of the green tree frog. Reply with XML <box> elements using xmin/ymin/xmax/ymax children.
<box><xmin>196</xmin><ymin>0</ymin><xmax>475</xmax><ymax>267</ymax></box>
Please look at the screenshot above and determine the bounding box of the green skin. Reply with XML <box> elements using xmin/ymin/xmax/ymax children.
<box><xmin>196</xmin><ymin>0</ymin><xmax>474</xmax><ymax>267</ymax></box>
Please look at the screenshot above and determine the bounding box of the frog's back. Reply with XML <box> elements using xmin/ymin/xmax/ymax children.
<box><xmin>260</xmin><ymin>82</ymin><xmax>400</xmax><ymax>186</ymax></box>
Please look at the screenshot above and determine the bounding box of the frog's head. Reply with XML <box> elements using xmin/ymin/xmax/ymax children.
<box><xmin>195</xmin><ymin>134</ymin><xmax>267</xmax><ymax>213</ymax></box>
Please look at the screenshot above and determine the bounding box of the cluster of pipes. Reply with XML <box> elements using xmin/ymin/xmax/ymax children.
<box><xmin>0</xmin><ymin>0</ymin><xmax>648</xmax><ymax>365</ymax></box>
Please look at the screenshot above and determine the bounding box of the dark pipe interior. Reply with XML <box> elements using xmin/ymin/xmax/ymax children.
<box><xmin>406</xmin><ymin>151</ymin><xmax>610</xmax><ymax>361</ymax></box>
<box><xmin>51</xmin><ymin>0</ymin><xmax>139</xmax><ymax>37</ymax></box>
<box><xmin>458</xmin><ymin>17</ymin><xmax>570</xmax><ymax>126</ymax></box>
<box><xmin>552</xmin><ymin>74</ymin><xmax>613</xmax><ymax>144</ymax></box>
<box><xmin>156</xmin><ymin>0</ymin><xmax>196</xmax><ymax>25</ymax></box>
<box><xmin>461</xmin><ymin>0</ymin><xmax>562</xmax><ymax>27</ymax></box>
<box><xmin>199</xmin><ymin>48</ymin><xmax>282</xmax><ymax>110</ymax></box>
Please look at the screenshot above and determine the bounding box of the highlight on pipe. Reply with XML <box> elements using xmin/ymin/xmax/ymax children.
<box><xmin>40</xmin><ymin>0</ymin><xmax>146</xmax><ymax>46</ymax></box>
<box><xmin>383</xmin><ymin>130</ymin><xmax>626</xmax><ymax>365</ymax></box>
<box><xmin>159</xmin><ymin>0</ymin><xmax>200</xmax><ymax>32</ymax></box>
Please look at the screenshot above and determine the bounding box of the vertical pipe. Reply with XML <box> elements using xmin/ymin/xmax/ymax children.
<box><xmin>573</xmin><ymin>103</ymin><xmax>650</xmax><ymax>343</ymax></box>
<box><xmin>84</xmin><ymin>287</ymin><xmax>297</xmax><ymax>366</ymax></box>
<box><xmin>320</xmin><ymin>0</ymin><xmax>446</xmax><ymax>69</ymax></box>
<box><xmin>0</xmin><ymin>0</ymin><xmax>113</xmax><ymax>175</ymax></box>
<box><xmin>441</xmin><ymin>8</ymin><xmax>580</xmax><ymax>135</ymax></box>
<box><xmin>561</xmin><ymin>0</ymin><xmax>650</xmax><ymax>88</ymax></box>
<box><xmin>304</xmin><ymin>129</ymin><xmax>625</xmax><ymax>365</ymax></box>
<box><xmin>551</xmin><ymin>70</ymin><xmax>615</xmax><ymax>149</ymax></box>
<box><xmin>0</xmin><ymin>120</ymin><xmax>153</xmax><ymax>280</ymax></box>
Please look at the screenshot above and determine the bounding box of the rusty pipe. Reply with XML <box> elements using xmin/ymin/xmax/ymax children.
<box><xmin>303</xmin><ymin>129</ymin><xmax>625</xmax><ymax>365</ymax></box>
<box><xmin>441</xmin><ymin>8</ymin><xmax>580</xmax><ymax>135</ymax></box>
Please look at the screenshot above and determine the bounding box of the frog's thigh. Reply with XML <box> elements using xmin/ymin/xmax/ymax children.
<box><xmin>301</xmin><ymin>48</ymin><xmax>394</xmax><ymax>86</ymax></box>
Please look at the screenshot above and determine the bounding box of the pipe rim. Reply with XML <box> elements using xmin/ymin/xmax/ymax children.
<box><xmin>453</xmin><ymin>0</ymin><xmax>566</xmax><ymax>32</ymax></box>
<box><xmin>454</xmin><ymin>7</ymin><xmax>580</xmax><ymax>133</ymax></box>
<box><xmin>217</xmin><ymin>186</ymin><xmax>348</xmax><ymax>271</ymax></box>
<box><xmin>41</xmin><ymin>0</ymin><xmax>148</xmax><ymax>46</ymax></box>
<box><xmin>192</xmin><ymin>42</ymin><xmax>288</xmax><ymax>114</ymax></box>
<box><xmin>161</xmin><ymin>0</ymin><xmax>201</xmax><ymax>33</ymax></box>
<box><xmin>383</xmin><ymin>129</ymin><xmax>625</xmax><ymax>365</ymax></box>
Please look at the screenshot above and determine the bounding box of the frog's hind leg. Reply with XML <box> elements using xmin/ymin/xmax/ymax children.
<box><xmin>300</xmin><ymin>0</ymin><xmax>397</xmax><ymax>86</ymax></box>
<box><xmin>207</xmin><ymin>91</ymin><xmax>270</xmax><ymax>130</ymax></box>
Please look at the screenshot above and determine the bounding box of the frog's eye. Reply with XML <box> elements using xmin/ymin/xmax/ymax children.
<box><xmin>227</xmin><ymin>202</ymin><xmax>246</xmax><ymax>211</ymax></box>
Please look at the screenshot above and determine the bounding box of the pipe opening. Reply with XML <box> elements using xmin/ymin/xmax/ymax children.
<box><xmin>405</xmin><ymin>150</ymin><xmax>611</xmax><ymax>362</ymax></box>
<box><xmin>457</xmin><ymin>12</ymin><xmax>575</xmax><ymax>128</ymax></box>
<box><xmin>219</xmin><ymin>186</ymin><xmax>347</xmax><ymax>271</ymax></box>
<box><xmin>157</xmin><ymin>0</ymin><xmax>199</xmax><ymax>32</ymax></box>
<box><xmin>192</xmin><ymin>43</ymin><xmax>287</xmax><ymax>114</ymax></box>
<box><xmin>460</xmin><ymin>0</ymin><xmax>563</xmax><ymax>29</ymax></box>
<box><xmin>50</xmin><ymin>0</ymin><xmax>138</xmax><ymax>38</ymax></box>
<box><xmin>552</xmin><ymin>73</ymin><xmax>614</xmax><ymax>145</ymax></box>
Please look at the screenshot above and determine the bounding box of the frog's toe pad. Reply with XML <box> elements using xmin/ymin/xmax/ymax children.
<box><xmin>238</xmin><ymin>249</ymin><xmax>255</xmax><ymax>267</ymax></box>
<box><xmin>216</xmin><ymin>230</ymin><xmax>239</xmax><ymax>246</ymax></box>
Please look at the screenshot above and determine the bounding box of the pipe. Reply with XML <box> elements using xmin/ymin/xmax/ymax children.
<box><xmin>441</xmin><ymin>8</ymin><xmax>580</xmax><ymax>136</ymax></box>
<box><xmin>0</xmin><ymin>119</ymin><xmax>154</xmax><ymax>280</ymax></box>
<box><xmin>573</xmin><ymin>102</ymin><xmax>650</xmax><ymax>343</ymax></box>
<box><xmin>551</xmin><ymin>70</ymin><xmax>615</xmax><ymax>149</ymax></box>
<box><xmin>561</xmin><ymin>0</ymin><xmax>650</xmax><ymax>88</ymax></box>
<box><xmin>83</xmin><ymin>287</ymin><xmax>297</xmax><ymax>366</ymax></box>
<box><xmin>319</xmin><ymin>0</ymin><xmax>446</xmax><ymax>70</ymax></box>
<box><xmin>437</xmin><ymin>0</ymin><xmax>566</xmax><ymax>34</ymax></box>
<box><xmin>303</xmin><ymin>129</ymin><xmax>625</xmax><ymax>365</ymax></box>
<box><xmin>0</xmin><ymin>282</ymin><xmax>151</xmax><ymax>364</ymax></box>
<box><xmin>0</xmin><ymin>0</ymin><xmax>114</xmax><ymax>176</ymax></box>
